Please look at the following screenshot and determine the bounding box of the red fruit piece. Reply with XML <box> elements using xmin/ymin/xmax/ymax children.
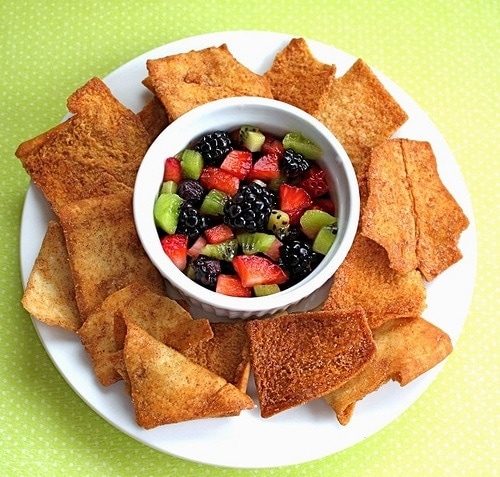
<box><xmin>204</xmin><ymin>224</ymin><xmax>234</xmax><ymax>244</ymax></box>
<box><xmin>312</xmin><ymin>197</ymin><xmax>336</xmax><ymax>216</ymax></box>
<box><xmin>299</xmin><ymin>166</ymin><xmax>330</xmax><ymax>198</ymax></box>
<box><xmin>263</xmin><ymin>237</ymin><xmax>282</xmax><ymax>262</ymax></box>
<box><xmin>261</xmin><ymin>135</ymin><xmax>285</xmax><ymax>159</ymax></box>
<box><xmin>220</xmin><ymin>150</ymin><xmax>253</xmax><ymax>179</ymax></box>
<box><xmin>187</xmin><ymin>236</ymin><xmax>207</xmax><ymax>258</ymax></box>
<box><xmin>199</xmin><ymin>167</ymin><xmax>240</xmax><ymax>196</ymax></box>
<box><xmin>216</xmin><ymin>274</ymin><xmax>252</xmax><ymax>297</ymax></box>
<box><xmin>160</xmin><ymin>233</ymin><xmax>188</xmax><ymax>270</ymax></box>
<box><xmin>233</xmin><ymin>255</ymin><xmax>288</xmax><ymax>288</ymax></box>
<box><xmin>247</xmin><ymin>153</ymin><xmax>280</xmax><ymax>181</ymax></box>
<box><xmin>163</xmin><ymin>157</ymin><xmax>182</xmax><ymax>183</ymax></box>
<box><xmin>278</xmin><ymin>183</ymin><xmax>312</xmax><ymax>224</ymax></box>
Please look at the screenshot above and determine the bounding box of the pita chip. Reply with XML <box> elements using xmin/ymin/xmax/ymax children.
<box><xmin>21</xmin><ymin>221</ymin><xmax>82</xmax><ymax>331</ymax></box>
<box><xmin>264</xmin><ymin>37</ymin><xmax>336</xmax><ymax>115</ymax></box>
<box><xmin>146</xmin><ymin>44</ymin><xmax>273</xmax><ymax>121</ymax></box>
<box><xmin>324</xmin><ymin>316</ymin><xmax>453</xmax><ymax>425</ymax></box>
<box><xmin>15</xmin><ymin>77</ymin><xmax>151</xmax><ymax>213</ymax></box>
<box><xmin>58</xmin><ymin>192</ymin><xmax>165</xmax><ymax>319</ymax></box>
<box><xmin>322</xmin><ymin>232</ymin><xmax>426</xmax><ymax>330</ymax></box>
<box><xmin>313</xmin><ymin>59</ymin><xmax>408</xmax><ymax>172</ymax></box>
<box><xmin>123</xmin><ymin>320</ymin><xmax>254</xmax><ymax>428</ymax></box>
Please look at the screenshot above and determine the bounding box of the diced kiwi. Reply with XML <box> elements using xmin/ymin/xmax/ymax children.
<box><xmin>160</xmin><ymin>180</ymin><xmax>178</xmax><ymax>195</ymax></box>
<box><xmin>153</xmin><ymin>193</ymin><xmax>183</xmax><ymax>234</ymax></box>
<box><xmin>200</xmin><ymin>238</ymin><xmax>238</xmax><ymax>261</ymax></box>
<box><xmin>253</xmin><ymin>284</ymin><xmax>281</xmax><ymax>296</ymax></box>
<box><xmin>200</xmin><ymin>189</ymin><xmax>228</xmax><ymax>215</ymax></box>
<box><xmin>313</xmin><ymin>224</ymin><xmax>338</xmax><ymax>255</ymax></box>
<box><xmin>180</xmin><ymin>149</ymin><xmax>203</xmax><ymax>179</ymax></box>
<box><xmin>239</xmin><ymin>125</ymin><xmax>265</xmax><ymax>152</ymax></box>
<box><xmin>267</xmin><ymin>209</ymin><xmax>290</xmax><ymax>239</ymax></box>
<box><xmin>282</xmin><ymin>132</ymin><xmax>322</xmax><ymax>160</ymax></box>
<box><xmin>300</xmin><ymin>209</ymin><xmax>336</xmax><ymax>239</ymax></box>
<box><xmin>237</xmin><ymin>232</ymin><xmax>276</xmax><ymax>255</ymax></box>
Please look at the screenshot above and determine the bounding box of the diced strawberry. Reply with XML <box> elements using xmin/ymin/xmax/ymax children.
<box><xmin>199</xmin><ymin>167</ymin><xmax>240</xmax><ymax>196</ymax></box>
<box><xmin>163</xmin><ymin>157</ymin><xmax>182</xmax><ymax>183</ymax></box>
<box><xmin>247</xmin><ymin>153</ymin><xmax>280</xmax><ymax>181</ymax></box>
<box><xmin>261</xmin><ymin>135</ymin><xmax>285</xmax><ymax>159</ymax></box>
<box><xmin>312</xmin><ymin>197</ymin><xmax>336</xmax><ymax>216</ymax></box>
<box><xmin>278</xmin><ymin>183</ymin><xmax>312</xmax><ymax>224</ymax></box>
<box><xmin>263</xmin><ymin>237</ymin><xmax>282</xmax><ymax>262</ymax></box>
<box><xmin>220</xmin><ymin>150</ymin><xmax>253</xmax><ymax>179</ymax></box>
<box><xmin>232</xmin><ymin>255</ymin><xmax>288</xmax><ymax>288</ymax></box>
<box><xmin>187</xmin><ymin>236</ymin><xmax>207</xmax><ymax>258</ymax></box>
<box><xmin>216</xmin><ymin>274</ymin><xmax>252</xmax><ymax>297</ymax></box>
<box><xmin>204</xmin><ymin>224</ymin><xmax>234</xmax><ymax>244</ymax></box>
<box><xmin>298</xmin><ymin>165</ymin><xmax>330</xmax><ymax>198</ymax></box>
<box><xmin>160</xmin><ymin>233</ymin><xmax>188</xmax><ymax>270</ymax></box>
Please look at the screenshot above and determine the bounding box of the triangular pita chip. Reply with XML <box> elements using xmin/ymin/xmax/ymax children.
<box><xmin>124</xmin><ymin>320</ymin><xmax>254</xmax><ymax>428</ymax></box>
<box><xmin>183</xmin><ymin>320</ymin><xmax>251</xmax><ymax>393</ymax></box>
<box><xmin>77</xmin><ymin>283</ymin><xmax>146</xmax><ymax>386</ymax></box>
<box><xmin>324</xmin><ymin>316</ymin><xmax>453</xmax><ymax>425</ymax></box>
<box><xmin>21</xmin><ymin>221</ymin><xmax>81</xmax><ymax>331</ymax></box>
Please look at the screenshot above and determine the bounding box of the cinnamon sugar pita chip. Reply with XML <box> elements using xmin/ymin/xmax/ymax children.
<box><xmin>78</xmin><ymin>283</ymin><xmax>146</xmax><ymax>386</ymax></box>
<box><xmin>15</xmin><ymin>77</ymin><xmax>151</xmax><ymax>214</ymax></box>
<box><xmin>21</xmin><ymin>221</ymin><xmax>82</xmax><ymax>331</ymax></box>
<box><xmin>324</xmin><ymin>316</ymin><xmax>453</xmax><ymax>425</ymax></box>
<box><xmin>264</xmin><ymin>37</ymin><xmax>336</xmax><ymax>115</ymax></box>
<box><xmin>58</xmin><ymin>192</ymin><xmax>165</xmax><ymax>319</ymax></box>
<box><xmin>361</xmin><ymin>139</ymin><xmax>418</xmax><ymax>274</ymax></box>
<box><xmin>123</xmin><ymin>320</ymin><xmax>253</xmax><ymax>428</ymax></box>
<box><xmin>146</xmin><ymin>44</ymin><xmax>273</xmax><ymax>121</ymax></box>
<box><xmin>401</xmin><ymin>139</ymin><xmax>469</xmax><ymax>280</ymax></box>
<box><xmin>313</xmin><ymin>59</ymin><xmax>408</xmax><ymax>172</ymax></box>
<box><xmin>183</xmin><ymin>320</ymin><xmax>251</xmax><ymax>393</ymax></box>
<box><xmin>322</xmin><ymin>232</ymin><xmax>426</xmax><ymax>330</ymax></box>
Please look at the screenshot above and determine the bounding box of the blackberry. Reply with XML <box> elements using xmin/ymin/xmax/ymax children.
<box><xmin>281</xmin><ymin>148</ymin><xmax>310</xmax><ymax>177</ymax></box>
<box><xmin>279</xmin><ymin>239</ymin><xmax>321</xmax><ymax>283</ymax></box>
<box><xmin>176</xmin><ymin>202</ymin><xmax>208</xmax><ymax>242</ymax></box>
<box><xmin>192</xmin><ymin>255</ymin><xmax>221</xmax><ymax>290</ymax></box>
<box><xmin>177</xmin><ymin>179</ymin><xmax>204</xmax><ymax>205</ymax></box>
<box><xmin>194</xmin><ymin>130</ymin><xmax>233</xmax><ymax>166</ymax></box>
<box><xmin>223</xmin><ymin>182</ymin><xmax>275</xmax><ymax>233</ymax></box>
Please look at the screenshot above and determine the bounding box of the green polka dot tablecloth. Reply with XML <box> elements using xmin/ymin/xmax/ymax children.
<box><xmin>1</xmin><ymin>1</ymin><xmax>498</xmax><ymax>475</ymax></box>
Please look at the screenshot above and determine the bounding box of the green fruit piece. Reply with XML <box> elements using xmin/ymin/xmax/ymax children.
<box><xmin>153</xmin><ymin>193</ymin><xmax>183</xmax><ymax>234</ymax></box>
<box><xmin>253</xmin><ymin>284</ymin><xmax>281</xmax><ymax>296</ymax></box>
<box><xmin>200</xmin><ymin>238</ymin><xmax>238</xmax><ymax>261</ymax></box>
<box><xmin>237</xmin><ymin>232</ymin><xmax>276</xmax><ymax>255</ymax></box>
<box><xmin>239</xmin><ymin>125</ymin><xmax>265</xmax><ymax>152</ymax></box>
<box><xmin>313</xmin><ymin>224</ymin><xmax>338</xmax><ymax>255</ymax></box>
<box><xmin>267</xmin><ymin>209</ymin><xmax>290</xmax><ymax>239</ymax></box>
<box><xmin>300</xmin><ymin>209</ymin><xmax>336</xmax><ymax>239</ymax></box>
<box><xmin>282</xmin><ymin>132</ymin><xmax>322</xmax><ymax>160</ymax></box>
<box><xmin>160</xmin><ymin>180</ymin><xmax>178</xmax><ymax>195</ymax></box>
<box><xmin>199</xmin><ymin>189</ymin><xmax>228</xmax><ymax>215</ymax></box>
<box><xmin>180</xmin><ymin>149</ymin><xmax>203</xmax><ymax>179</ymax></box>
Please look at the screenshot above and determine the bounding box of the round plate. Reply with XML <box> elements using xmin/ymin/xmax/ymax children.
<box><xmin>19</xmin><ymin>31</ymin><xmax>476</xmax><ymax>469</ymax></box>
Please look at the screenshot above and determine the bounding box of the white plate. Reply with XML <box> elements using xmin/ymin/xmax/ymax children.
<box><xmin>19</xmin><ymin>31</ymin><xmax>476</xmax><ymax>469</ymax></box>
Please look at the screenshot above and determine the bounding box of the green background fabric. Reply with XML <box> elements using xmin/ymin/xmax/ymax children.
<box><xmin>1</xmin><ymin>1</ymin><xmax>498</xmax><ymax>475</ymax></box>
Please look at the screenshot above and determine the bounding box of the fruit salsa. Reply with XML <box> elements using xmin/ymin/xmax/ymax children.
<box><xmin>153</xmin><ymin>126</ymin><xmax>338</xmax><ymax>297</ymax></box>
